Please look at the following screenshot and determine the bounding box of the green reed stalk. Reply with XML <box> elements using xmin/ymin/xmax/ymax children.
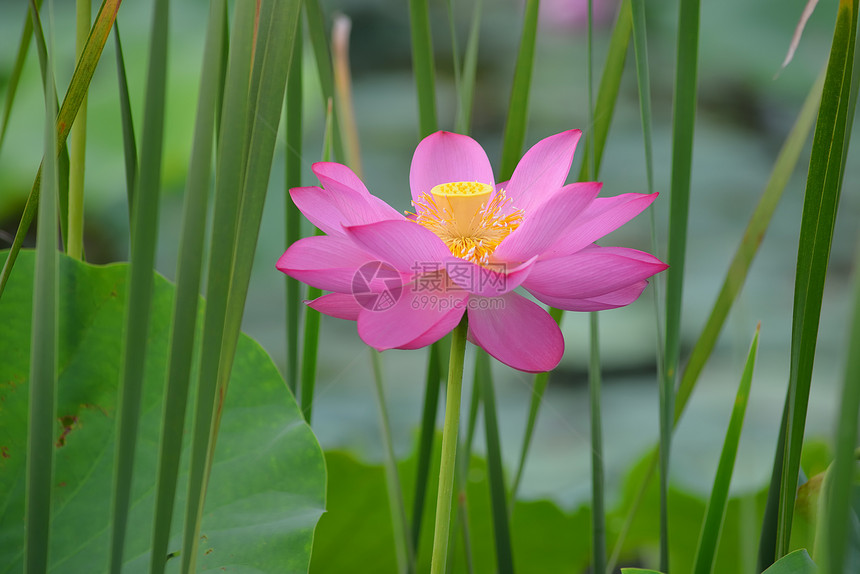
<box><xmin>108</xmin><ymin>0</ymin><xmax>169</xmax><ymax>570</ymax></box>
<box><xmin>198</xmin><ymin>0</ymin><xmax>300</xmax><ymax>543</ymax></box>
<box><xmin>409</xmin><ymin>0</ymin><xmax>437</xmax><ymax>137</ymax></box>
<box><xmin>285</xmin><ymin>22</ymin><xmax>302</xmax><ymax>395</ymax></box>
<box><xmin>499</xmin><ymin>0</ymin><xmax>538</xmax><ymax>180</ymax></box>
<box><xmin>300</xmin><ymin>100</ymin><xmax>335</xmax><ymax>424</ymax></box>
<box><xmin>181</xmin><ymin>3</ymin><xmax>255</xmax><ymax>570</ymax></box>
<box><xmin>67</xmin><ymin>0</ymin><xmax>90</xmax><ymax>260</ymax></box>
<box><xmin>692</xmin><ymin>326</ymin><xmax>759</xmax><ymax>574</ymax></box>
<box><xmin>774</xmin><ymin>0</ymin><xmax>857</xmax><ymax>559</ymax></box>
<box><xmin>112</xmin><ymin>22</ymin><xmax>138</xmax><ymax>224</ymax></box>
<box><xmin>609</xmin><ymin>64</ymin><xmax>823</xmax><ymax>574</ymax></box>
<box><xmin>147</xmin><ymin>2</ymin><xmax>225</xmax><ymax>572</ymax></box>
<box><xmin>25</xmin><ymin>7</ymin><xmax>58</xmax><ymax>569</ymax></box>
<box><xmin>824</xmin><ymin>244</ymin><xmax>860</xmax><ymax>574</ymax></box>
<box><xmin>663</xmin><ymin>0</ymin><xmax>702</xmax><ymax>566</ymax></box>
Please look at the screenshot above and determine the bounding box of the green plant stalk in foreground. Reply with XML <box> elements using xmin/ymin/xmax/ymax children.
<box><xmin>194</xmin><ymin>0</ymin><xmax>299</xmax><ymax>567</ymax></box>
<box><xmin>692</xmin><ymin>325</ymin><xmax>759</xmax><ymax>574</ymax></box>
<box><xmin>147</xmin><ymin>1</ymin><xmax>225</xmax><ymax>572</ymax></box>
<box><xmin>299</xmin><ymin>99</ymin><xmax>335</xmax><ymax>424</ymax></box>
<box><xmin>112</xmin><ymin>22</ymin><xmax>138</xmax><ymax>223</ymax></box>
<box><xmin>108</xmin><ymin>0</ymin><xmax>169</xmax><ymax>570</ymax></box>
<box><xmin>180</xmin><ymin>3</ymin><xmax>256</xmax><ymax>570</ymax></box>
<box><xmin>284</xmin><ymin>21</ymin><xmax>302</xmax><ymax>395</ymax></box>
<box><xmin>775</xmin><ymin>0</ymin><xmax>857</xmax><ymax>560</ymax></box>
<box><xmin>663</xmin><ymin>0</ymin><xmax>702</xmax><ymax>567</ymax></box>
<box><xmin>430</xmin><ymin>315</ymin><xmax>469</xmax><ymax>574</ymax></box>
<box><xmin>25</xmin><ymin>20</ymin><xmax>58</xmax><ymax>572</ymax></box>
<box><xmin>823</xmin><ymin>245</ymin><xmax>860</xmax><ymax>574</ymax></box>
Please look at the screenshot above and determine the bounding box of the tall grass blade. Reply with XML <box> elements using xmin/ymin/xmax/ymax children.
<box><xmin>24</xmin><ymin>0</ymin><xmax>70</xmax><ymax>251</ymax></box>
<box><xmin>662</xmin><ymin>0</ymin><xmax>702</xmax><ymax>566</ymax></box>
<box><xmin>215</xmin><ymin>0</ymin><xmax>229</xmax><ymax>143</ymax></box>
<box><xmin>630</xmin><ymin>0</ymin><xmax>653</xmax><ymax>197</ymax></box>
<box><xmin>300</xmin><ymin>274</ymin><xmax>321</xmax><ymax>422</ymax></box>
<box><xmin>25</xmin><ymin>7</ymin><xmax>58</xmax><ymax>569</ymax></box>
<box><xmin>824</xmin><ymin>209</ymin><xmax>860</xmax><ymax>574</ymax></box>
<box><xmin>675</xmin><ymin>70</ymin><xmax>824</xmax><ymax>423</ymax></box>
<box><xmin>0</xmin><ymin>0</ymin><xmax>42</xmax><ymax>155</ymax></box>
<box><xmin>576</xmin><ymin>0</ymin><xmax>632</xmax><ymax>183</ymax></box>
<box><xmin>629</xmin><ymin>0</ymin><xmax>665</xmax><ymax>399</ymax></box>
<box><xmin>304</xmin><ymin>0</ymin><xmax>345</xmax><ymax>161</ymax></box>
<box><xmin>759</xmin><ymin>406</ymin><xmax>789</xmax><ymax>572</ymax></box>
<box><xmin>187</xmin><ymin>1</ymin><xmax>300</xmax><ymax>569</ymax></box>
<box><xmin>584</xmin><ymin>3</ymin><xmax>607</xmax><ymax>572</ymax></box>
<box><xmin>444</xmin><ymin>0</ymin><xmax>463</xmax><ymax>128</ymax></box>
<box><xmin>113</xmin><ymin>22</ymin><xmax>138</xmax><ymax>224</ymax></box>
<box><xmin>147</xmin><ymin>3</ymin><xmax>225</xmax><ymax>573</ymax></box>
<box><xmin>509</xmin><ymin>351</ymin><xmax>551</xmax><ymax>502</ymax></box>
<box><xmin>181</xmin><ymin>2</ymin><xmax>256</xmax><ymax>570</ymax></box>
<box><xmin>0</xmin><ymin>0</ymin><xmax>121</xmax><ymax>298</ymax></box>
<box><xmin>775</xmin><ymin>0</ymin><xmax>857</xmax><ymax>558</ymax></box>
<box><xmin>692</xmin><ymin>325</ymin><xmax>760</xmax><ymax>574</ymax></box>
<box><xmin>510</xmin><ymin>3</ymin><xmax>631</xmax><ymax>503</ymax></box>
<box><xmin>67</xmin><ymin>0</ymin><xmax>91</xmax><ymax>260</ymax></box>
<box><xmin>476</xmin><ymin>351</ymin><xmax>514</xmax><ymax>574</ymax></box>
<box><xmin>453</xmin><ymin>0</ymin><xmax>483</xmax><ymax>134</ymax></box>
<box><xmin>371</xmin><ymin>351</ymin><xmax>416</xmax><ymax>573</ymax></box>
<box><xmin>499</xmin><ymin>0</ymin><xmax>538</xmax><ymax>180</ymax></box>
<box><xmin>409</xmin><ymin>0</ymin><xmax>438</xmax><ymax>136</ymax></box>
<box><xmin>285</xmin><ymin>21</ymin><xmax>303</xmax><ymax>395</ymax></box>
<box><xmin>208</xmin><ymin>0</ymin><xmax>299</xmax><ymax>497</ymax></box>
<box><xmin>412</xmin><ymin>343</ymin><xmax>443</xmax><ymax>549</ymax></box>
<box><xmin>589</xmin><ymin>313</ymin><xmax>606</xmax><ymax>574</ymax></box>
<box><xmin>299</xmin><ymin>100</ymin><xmax>335</xmax><ymax>424</ymax></box>
<box><xmin>107</xmin><ymin>0</ymin><xmax>169</xmax><ymax>570</ymax></box>
<box><xmin>609</xmin><ymin>64</ymin><xmax>824</xmax><ymax>574</ymax></box>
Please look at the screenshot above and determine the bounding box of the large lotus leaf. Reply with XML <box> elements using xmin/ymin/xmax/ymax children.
<box><xmin>310</xmin><ymin>445</ymin><xmax>593</xmax><ymax>574</ymax></box>
<box><xmin>761</xmin><ymin>549</ymin><xmax>817</xmax><ymax>574</ymax></box>
<box><xmin>0</xmin><ymin>250</ymin><xmax>325</xmax><ymax>573</ymax></box>
<box><xmin>312</xmin><ymin>442</ymin><xmax>830</xmax><ymax>573</ymax></box>
<box><xmin>311</xmin><ymin>449</ymin><xmax>503</xmax><ymax>573</ymax></box>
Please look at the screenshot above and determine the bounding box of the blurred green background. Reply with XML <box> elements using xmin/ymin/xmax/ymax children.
<box><xmin>0</xmin><ymin>0</ymin><xmax>858</xmax><ymax>513</ymax></box>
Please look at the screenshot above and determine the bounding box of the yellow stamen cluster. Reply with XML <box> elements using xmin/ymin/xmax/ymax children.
<box><xmin>410</xmin><ymin>181</ymin><xmax>523</xmax><ymax>265</ymax></box>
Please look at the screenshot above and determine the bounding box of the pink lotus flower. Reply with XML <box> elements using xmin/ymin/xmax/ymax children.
<box><xmin>277</xmin><ymin>130</ymin><xmax>666</xmax><ymax>373</ymax></box>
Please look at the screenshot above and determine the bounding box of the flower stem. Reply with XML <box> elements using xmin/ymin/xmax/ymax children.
<box><xmin>430</xmin><ymin>314</ymin><xmax>469</xmax><ymax>574</ymax></box>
